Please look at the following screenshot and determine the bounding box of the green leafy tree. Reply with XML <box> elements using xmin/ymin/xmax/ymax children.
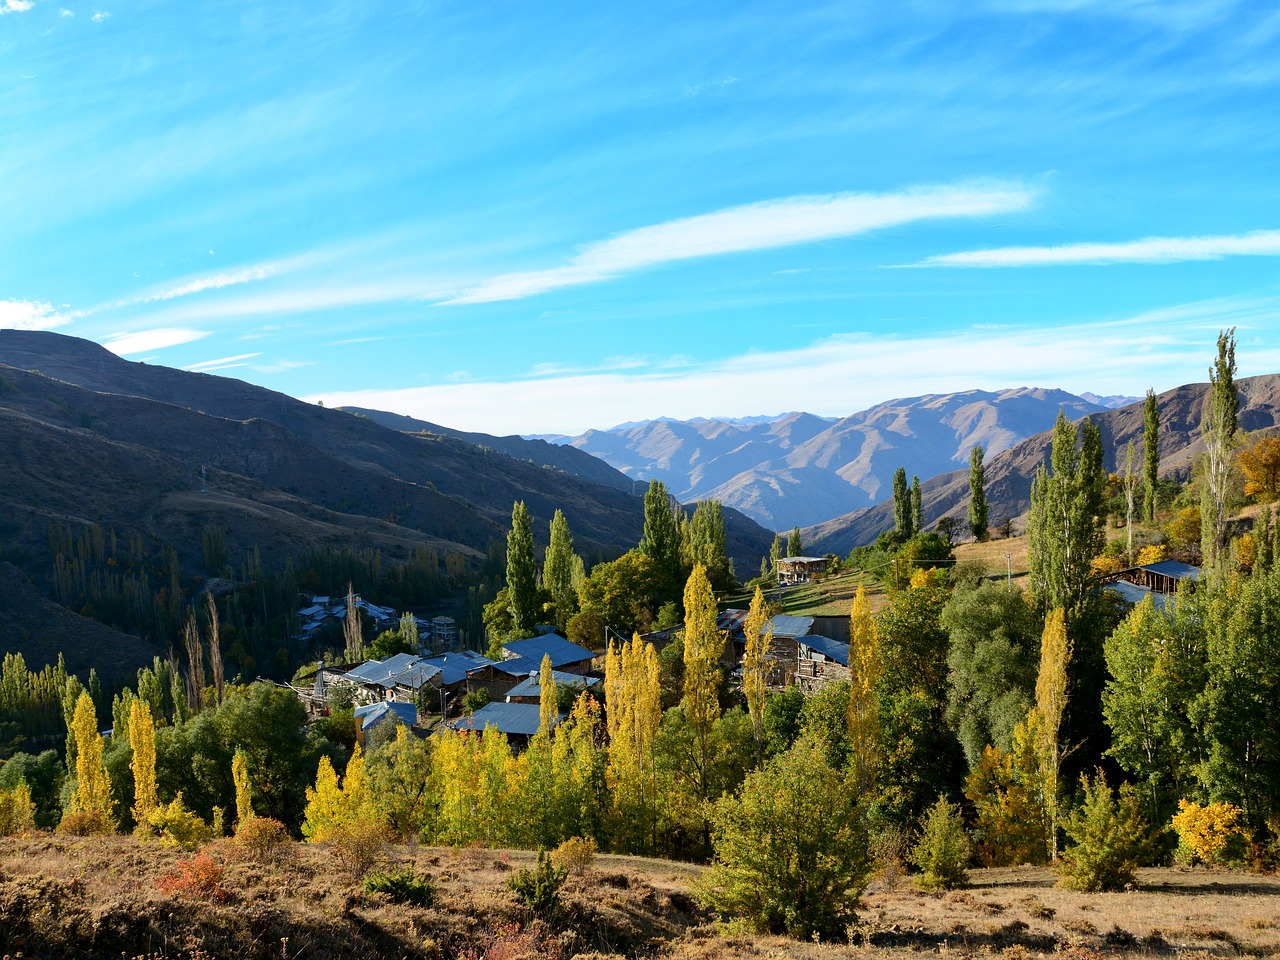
<box><xmin>910</xmin><ymin>797</ymin><xmax>971</xmax><ymax>890</ymax></box>
<box><xmin>910</xmin><ymin>475</ymin><xmax>923</xmax><ymax>537</ymax></box>
<box><xmin>685</xmin><ymin>500</ymin><xmax>734</xmax><ymax>592</ymax></box>
<box><xmin>942</xmin><ymin>581</ymin><xmax>1038</xmax><ymax>766</ymax></box>
<box><xmin>699</xmin><ymin>734</ymin><xmax>871</xmax><ymax>940</ymax></box>
<box><xmin>640</xmin><ymin>480</ymin><xmax>683</xmax><ymax>596</ymax></box>
<box><xmin>544</xmin><ymin>509</ymin><xmax>580</xmax><ymax>629</ymax></box>
<box><xmin>1027</xmin><ymin>410</ymin><xmax>1106</xmax><ymax>622</ymax></box>
<box><xmin>893</xmin><ymin>466</ymin><xmax>912</xmax><ymax>540</ymax></box>
<box><xmin>577</xmin><ymin>549</ymin><xmax>663</xmax><ymax>634</ymax></box>
<box><xmin>1143</xmin><ymin>389</ymin><xmax>1160</xmax><ymax>524</ymax></box>
<box><xmin>786</xmin><ymin>526</ymin><xmax>802</xmax><ymax>558</ymax></box>
<box><xmin>1201</xmin><ymin>328</ymin><xmax>1238</xmax><ymax>584</ymax></box>
<box><xmin>506</xmin><ymin>501</ymin><xmax>539</xmax><ymax>636</ymax></box>
<box><xmin>1058</xmin><ymin>771</ymin><xmax>1150</xmax><ymax>892</ymax></box>
<box><xmin>969</xmin><ymin>445</ymin><xmax>989</xmax><ymax>541</ymax></box>
<box><xmin>1102</xmin><ymin>596</ymin><xmax>1203</xmax><ymax>826</ymax></box>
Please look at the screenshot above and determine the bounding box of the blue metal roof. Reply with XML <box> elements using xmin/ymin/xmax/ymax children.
<box><xmin>1139</xmin><ymin>560</ymin><xmax>1201</xmax><ymax>580</ymax></box>
<box><xmin>344</xmin><ymin>654</ymin><xmax>440</xmax><ymax>689</ymax></box>
<box><xmin>420</xmin><ymin>651</ymin><xmax>495</xmax><ymax>686</ymax></box>
<box><xmin>505</xmin><ymin>670</ymin><xmax>601</xmax><ymax>699</ymax></box>
<box><xmin>797</xmin><ymin>635</ymin><xmax>849</xmax><ymax>666</ymax></box>
<box><xmin>354</xmin><ymin>701</ymin><xmax>417</xmax><ymax>727</ymax></box>
<box><xmin>449</xmin><ymin>701</ymin><xmax>561</xmax><ymax>737</ymax></box>
<box><xmin>1105</xmin><ymin>580</ymin><xmax>1170</xmax><ymax>610</ymax></box>
<box><xmin>502</xmin><ymin>634</ymin><xmax>595</xmax><ymax>669</ymax></box>
<box><xmin>769</xmin><ymin>614</ymin><xmax>814</xmax><ymax>638</ymax></box>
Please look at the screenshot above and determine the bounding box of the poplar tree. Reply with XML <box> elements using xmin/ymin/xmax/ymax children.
<box><xmin>206</xmin><ymin>592</ymin><xmax>225</xmax><ymax>705</ymax></box>
<box><xmin>181</xmin><ymin>611</ymin><xmax>206</xmax><ymax>714</ymax></box>
<box><xmin>544</xmin><ymin>509</ymin><xmax>580</xmax><ymax>629</ymax></box>
<box><xmin>640</xmin><ymin>480</ymin><xmax>682</xmax><ymax>594</ymax></box>
<box><xmin>1201</xmin><ymin>328</ymin><xmax>1238</xmax><ymax>584</ymax></box>
<box><xmin>68</xmin><ymin>690</ymin><xmax>113</xmax><ymax>828</ymax></box>
<box><xmin>232</xmin><ymin>749</ymin><xmax>254</xmax><ymax>828</ymax></box>
<box><xmin>787</xmin><ymin>526</ymin><xmax>802</xmax><ymax>558</ymax></box>
<box><xmin>128</xmin><ymin>698</ymin><xmax>157</xmax><ymax>823</ymax></box>
<box><xmin>537</xmin><ymin>653</ymin><xmax>558</xmax><ymax>739</ymax></box>
<box><xmin>846</xmin><ymin>584</ymin><xmax>880</xmax><ymax>794</ymax></box>
<box><xmin>1027</xmin><ymin>412</ymin><xmax>1105</xmax><ymax>622</ymax></box>
<box><xmin>343</xmin><ymin>583</ymin><xmax>364</xmax><ymax>663</ymax></box>
<box><xmin>683</xmin><ymin>564</ymin><xmax>723</xmax><ymax>796</ymax></box>
<box><xmin>1122</xmin><ymin>440</ymin><xmax>1139</xmax><ymax>564</ymax></box>
<box><xmin>506</xmin><ymin>501</ymin><xmax>539</xmax><ymax>636</ymax></box>
<box><xmin>742</xmin><ymin>586</ymin><xmax>772</xmax><ymax>767</ymax></box>
<box><xmin>893</xmin><ymin>467</ymin><xmax>912</xmax><ymax>539</ymax></box>
<box><xmin>1035</xmin><ymin>608</ymin><xmax>1072</xmax><ymax>861</ymax></box>
<box><xmin>969</xmin><ymin>445</ymin><xmax>988</xmax><ymax>541</ymax></box>
<box><xmin>910</xmin><ymin>476</ymin><xmax>923</xmax><ymax>536</ymax></box>
<box><xmin>1143</xmin><ymin>388</ymin><xmax>1160</xmax><ymax>524</ymax></box>
<box><xmin>604</xmin><ymin>635</ymin><xmax>662</xmax><ymax>851</ymax></box>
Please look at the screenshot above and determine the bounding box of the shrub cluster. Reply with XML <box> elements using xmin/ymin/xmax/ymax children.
<box><xmin>508</xmin><ymin>850</ymin><xmax>568</xmax><ymax>917</ymax></box>
<box><xmin>1057</xmin><ymin>773</ymin><xmax>1149</xmax><ymax>892</ymax></box>
<box><xmin>362</xmin><ymin>865</ymin><xmax>434</xmax><ymax>906</ymax></box>
<box><xmin>156</xmin><ymin>851</ymin><xmax>227</xmax><ymax>902</ymax></box>
<box><xmin>1171</xmin><ymin>800</ymin><xmax>1249</xmax><ymax>866</ymax></box>
<box><xmin>909</xmin><ymin>797</ymin><xmax>971</xmax><ymax>890</ymax></box>
<box><xmin>550</xmin><ymin>836</ymin><xmax>596</xmax><ymax>876</ymax></box>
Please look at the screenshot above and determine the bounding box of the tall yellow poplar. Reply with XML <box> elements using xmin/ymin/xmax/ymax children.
<box><xmin>847</xmin><ymin>583</ymin><xmax>881</xmax><ymax>794</ymax></box>
<box><xmin>232</xmin><ymin>749</ymin><xmax>254</xmax><ymax>828</ymax></box>
<box><xmin>68</xmin><ymin>690</ymin><xmax>114</xmax><ymax>828</ymax></box>
<box><xmin>682</xmin><ymin>564</ymin><xmax>723</xmax><ymax>794</ymax></box>
<box><xmin>605</xmin><ymin>634</ymin><xmax>661</xmax><ymax>852</ymax></box>
<box><xmin>742</xmin><ymin>585</ymin><xmax>772</xmax><ymax>767</ymax></box>
<box><xmin>1035</xmin><ymin>607</ymin><xmax>1072</xmax><ymax>861</ymax></box>
<box><xmin>301</xmin><ymin>755</ymin><xmax>342</xmax><ymax>842</ymax></box>
<box><xmin>537</xmin><ymin>653</ymin><xmax>558</xmax><ymax>739</ymax></box>
<box><xmin>128</xmin><ymin>698</ymin><xmax>157</xmax><ymax>822</ymax></box>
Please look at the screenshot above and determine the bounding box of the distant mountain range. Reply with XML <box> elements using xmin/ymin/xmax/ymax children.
<box><xmin>558</xmin><ymin>388</ymin><xmax>1109</xmax><ymax>530</ymax></box>
<box><xmin>802</xmin><ymin>374</ymin><xmax>1280</xmax><ymax>554</ymax></box>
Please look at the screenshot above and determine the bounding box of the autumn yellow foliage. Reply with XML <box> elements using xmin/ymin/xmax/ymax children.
<box><xmin>1171</xmin><ymin>799</ymin><xmax>1249</xmax><ymax>865</ymax></box>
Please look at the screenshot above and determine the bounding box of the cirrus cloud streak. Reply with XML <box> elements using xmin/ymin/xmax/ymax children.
<box><xmin>912</xmin><ymin>229</ymin><xmax>1280</xmax><ymax>268</ymax></box>
<box><xmin>441</xmin><ymin>182</ymin><xmax>1037</xmax><ymax>305</ymax></box>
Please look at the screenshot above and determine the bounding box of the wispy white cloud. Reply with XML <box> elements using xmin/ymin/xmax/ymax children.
<box><xmin>250</xmin><ymin>359</ymin><xmax>313</xmax><ymax>374</ymax></box>
<box><xmin>0</xmin><ymin>0</ymin><xmax>34</xmax><ymax>14</ymax></box>
<box><xmin>59</xmin><ymin>8</ymin><xmax>73</xmax><ymax>16</ymax></box>
<box><xmin>91</xmin><ymin>10</ymin><xmax>110</xmax><ymax>21</ymax></box>
<box><xmin>312</xmin><ymin>295</ymin><xmax>1280</xmax><ymax>435</ymax></box>
<box><xmin>102</xmin><ymin>327</ymin><xmax>209</xmax><ymax>355</ymax></box>
<box><xmin>441</xmin><ymin>182</ymin><xmax>1037</xmax><ymax>305</ymax></box>
<box><xmin>135</xmin><ymin>265</ymin><xmax>276</xmax><ymax>304</ymax></box>
<box><xmin>184</xmin><ymin>352</ymin><xmax>262</xmax><ymax>371</ymax></box>
<box><xmin>0</xmin><ymin>299</ymin><xmax>72</xmax><ymax>331</ymax></box>
<box><xmin>910</xmin><ymin>229</ymin><xmax>1280</xmax><ymax>268</ymax></box>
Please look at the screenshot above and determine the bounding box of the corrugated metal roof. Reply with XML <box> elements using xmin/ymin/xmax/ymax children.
<box><xmin>505</xmin><ymin>671</ymin><xmax>601</xmax><ymax>699</ymax></box>
<box><xmin>419</xmin><ymin>651</ymin><xmax>495</xmax><ymax>686</ymax></box>
<box><xmin>779</xmin><ymin>556</ymin><xmax>829</xmax><ymax>564</ymax></box>
<box><xmin>502</xmin><ymin>634</ymin><xmax>595</xmax><ymax>669</ymax></box>
<box><xmin>769</xmin><ymin>614</ymin><xmax>814</xmax><ymax>638</ymax></box>
<box><xmin>1139</xmin><ymin>560</ymin><xmax>1201</xmax><ymax>580</ymax></box>
<box><xmin>1105</xmin><ymin>580</ymin><xmax>1170</xmax><ymax>610</ymax></box>
<box><xmin>798</xmin><ymin>635</ymin><xmax>849</xmax><ymax>666</ymax></box>
<box><xmin>355</xmin><ymin>701</ymin><xmax>417</xmax><ymax>727</ymax></box>
<box><xmin>449</xmin><ymin>701</ymin><xmax>561</xmax><ymax>737</ymax></box>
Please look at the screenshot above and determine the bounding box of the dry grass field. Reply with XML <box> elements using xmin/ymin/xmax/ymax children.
<box><xmin>2</xmin><ymin>834</ymin><xmax>1277</xmax><ymax>960</ymax></box>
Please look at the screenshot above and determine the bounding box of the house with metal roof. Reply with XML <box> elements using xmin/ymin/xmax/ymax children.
<box><xmin>1101</xmin><ymin>560</ymin><xmax>1199</xmax><ymax>609</ymax></box>
<box><xmin>354</xmin><ymin>701</ymin><xmax>417</xmax><ymax>745</ymax></box>
<box><xmin>500</xmin><ymin>634</ymin><xmax>595</xmax><ymax>675</ymax></box>
<box><xmin>794</xmin><ymin>635</ymin><xmax>852</xmax><ymax>693</ymax></box>
<box><xmin>446</xmin><ymin>701</ymin><xmax>565</xmax><ymax>749</ymax></box>
<box><xmin>505</xmin><ymin>670</ymin><xmax>601</xmax><ymax>704</ymax></box>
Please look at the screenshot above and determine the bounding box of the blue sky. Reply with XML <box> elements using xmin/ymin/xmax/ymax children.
<box><xmin>3</xmin><ymin>0</ymin><xmax>1280</xmax><ymax>434</ymax></box>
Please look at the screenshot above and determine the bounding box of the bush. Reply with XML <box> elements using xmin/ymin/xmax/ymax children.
<box><xmin>147</xmin><ymin>793</ymin><xmax>213</xmax><ymax>850</ymax></box>
<box><xmin>331</xmin><ymin>820</ymin><xmax>388</xmax><ymax>875</ymax></box>
<box><xmin>0</xmin><ymin>784</ymin><xmax>37</xmax><ymax>836</ymax></box>
<box><xmin>363</xmin><ymin>865</ymin><xmax>434</xmax><ymax>906</ymax></box>
<box><xmin>551</xmin><ymin>836</ymin><xmax>596</xmax><ymax>876</ymax></box>
<box><xmin>461</xmin><ymin>689</ymin><xmax>492</xmax><ymax>715</ymax></box>
<box><xmin>55</xmin><ymin>808</ymin><xmax>112</xmax><ymax>836</ymax></box>
<box><xmin>698</xmin><ymin>734</ymin><xmax>870</xmax><ymax>940</ymax></box>
<box><xmin>508</xmin><ymin>850</ymin><xmax>567</xmax><ymax>917</ymax></box>
<box><xmin>1171</xmin><ymin>799</ymin><xmax>1249</xmax><ymax>866</ymax></box>
<box><xmin>234</xmin><ymin>816</ymin><xmax>293</xmax><ymax>865</ymax></box>
<box><xmin>909</xmin><ymin>797</ymin><xmax>971</xmax><ymax>890</ymax></box>
<box><xmin>156</xmin><ymin>851</ymin><xmax>227</xmax><ymax>902</ymax></box>
<box><xmin>1058</xmin><ymin>772</ymin><xmax>1150</xmax><ymax>892</ymax></box>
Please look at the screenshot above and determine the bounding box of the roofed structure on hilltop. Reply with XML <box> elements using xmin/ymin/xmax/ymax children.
<box><xmin>777</xmin><ymin>555</ymin><xmax>830</xmax><ymax>585</ymax></box>
<box><xmin>1101</xmin><ymin>560</ymin><xmax>1200</xmax><ymax>610</ymax></box>
<box><xmin>499</xmin><ymin>634</ymin><xmax>595</xmax><ymax>675</ymax></box>
<box><xmin>354</xmin><ymin>700</ymin><xmax>417</xmax><ymax>745</ymax></box>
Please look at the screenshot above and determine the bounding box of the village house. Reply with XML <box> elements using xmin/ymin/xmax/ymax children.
<box><xmin>777</xmin><ymin>555</ymin><xmax>831</xmax><ymax>585</ymax></box>
<box><xmin>445</xmin><ymin>701</ymin><xmax>564</xmax><ymax>751</ymax></box>
<box><xmin>1101</xmin><ymin>559</ymin><xmax>1200</xmax><ymax>610</ymax></box>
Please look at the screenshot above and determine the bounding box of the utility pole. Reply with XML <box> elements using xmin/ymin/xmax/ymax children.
<box><xmin>1004</xmin><ymin>553</ymin><xmax>1012</xmax><ymax>586</ymax></box>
